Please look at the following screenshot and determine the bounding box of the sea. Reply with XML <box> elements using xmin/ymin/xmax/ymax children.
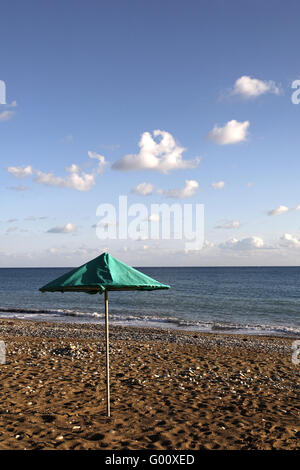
<box><xmin>0</xmin><ymin>267</ymin><xmax>299</xmax><ymax>338</ymax></box>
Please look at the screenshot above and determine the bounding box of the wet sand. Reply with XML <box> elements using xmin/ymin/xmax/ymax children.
<box><xmin>0</xmin><ymin>319</ymin><xmax>299</xmax><ymax>450</ymax></box>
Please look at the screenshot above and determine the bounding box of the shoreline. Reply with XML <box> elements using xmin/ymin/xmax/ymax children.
<box><xmin>0</xmin><ymin>318</ymin><xmax>299</xmax><ymax>450</ymax></box>
<box><xmin>0</xmin><ymin>317</ymin><xmax>297</xmax><ymax>347</ymax></box>
<box><xmin>0</xmin><ymin>313</ymin><xmax>299</xmax><ymax>340</ymax></box>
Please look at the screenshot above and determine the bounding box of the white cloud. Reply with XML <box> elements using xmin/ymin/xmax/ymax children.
<box><xmin>207</xmin><ymin>120</ymin><xmax>249</xmax><ymax>145</ymax></box>
<box><xmin>8</xmin><ymin>184</ymin><xmax>29</xmax><ymax>191</ymax></box>
<box><xmin>0</xmin><ymin>110</ymin><xmax>15</xmax><ymax>121</ymax></box>
<box><xmin>34</xmin><ymin>168</ymin><xmax>97</xmax><ymax>192</ymax></box>
<box><xmin>112</xmin><ymin>130</ymin><xmax>201</xmax><ymax>173</ymax></box>
<box><xmin>132</xmin><ymin>182</ymin><xmax>155</xmax><ymax>196</ymax></box>
<box><xmin>148</xmin><ymin>213</ymin><xmax>160</xmax><ymax>222</ymax></box>
<box><xmin>96</xmin><ymin>220</ymin><xmax>118</xmax><ymax>229</ymax></box>
<box><xmin>61</xmin><ymin>134</ymin><xmax>73</xmax><ymax>143</ymax></box>
<box><xmin>203</xmin><ymin>240</ymin><xmax>215</xmax><ymax>249</ymax></box>
<box><xmin>268</xmin><ymin>205</ymin><xmax>289</xmax><ymax>216</ymax></box>
<box><xmin>100</xmin><ymin>143</ymin><xmax>120</xmax><ymax>151</ymax></box>
<box><xmin>7</xmin><ymin>165</ymin><xmax>33</xmax><ymax>178</ymax></box>
<box><xmin>221</xmin><ymin>236</ymin><xmax>264</xmax><ymax>250</ymax></box>
<box><xmin>87</xmin><ymin>151</ymin><xmax>107</xmax><ymax>174</ymax></box>
<box><xmin>6</xmin><ymin>226</ymin><xmax>18</xmax><ymax>233</ymax></box>
<box><xmin>211</xmin><ymin>181</ymin><xmax>225</xmax><ymax>190</ymax></box>
<box><xmin>8</xmin><ymin>152</ymin><xmax>107</xmax><ymax>192</ymax></box>
<box><xmin>280</xmin><ymin>233</ymin><xmax>300</xmax><ymax>248</ymax></box>
<box><xmin>162</xmin><ymin>180</ymin><xmax>199</xmax><ymax>199</ymax></box>
<box><xmin>215</xmin><ymin>220</ymin><xmax>240</xmax><ymax>229</ymax></box>
<box><xmin>47</xmin><ymin>223</ymin><xmax>77</xmax><ymax>234</ymax></box>
<box><xmin>232</xmin><ymin>75</ymin><xmax>280</xmax><ymax>98</ymax></box>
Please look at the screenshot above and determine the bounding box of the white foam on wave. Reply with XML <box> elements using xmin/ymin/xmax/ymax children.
<box><xmin>0</xmin><ymin>306</ymin><xmax>299</xmax><ymax>338</ymax></box>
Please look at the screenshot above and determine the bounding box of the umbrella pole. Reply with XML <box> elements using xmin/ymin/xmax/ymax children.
<box><xmin>104</xmin><ymin>290</ymin><xmax>111</xmax><ymax>417</ymax></box>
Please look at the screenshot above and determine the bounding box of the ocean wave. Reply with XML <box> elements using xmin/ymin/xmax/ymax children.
<box><xmin>0</xmin><ymin>306</ymin><xmax>299</xmax><ymax>337</ymax></box>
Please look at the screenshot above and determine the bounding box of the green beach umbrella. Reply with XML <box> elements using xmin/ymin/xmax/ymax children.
<box><xmin>39</xmin><ymin>252</ymin><xmax>170</xmax><ymax>417</ymax></box>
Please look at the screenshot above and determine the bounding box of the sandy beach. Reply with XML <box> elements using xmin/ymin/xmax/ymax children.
<box><xmin>0</xmin><ymin>318</ymin><xmax>299</xmax><ymax>450</ymax></box>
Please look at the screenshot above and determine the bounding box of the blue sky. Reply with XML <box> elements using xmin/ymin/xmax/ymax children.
<box><xmin>1</xmin><ymin>0</ymin><xmax>300</xmax><ymax>266</ymax></box>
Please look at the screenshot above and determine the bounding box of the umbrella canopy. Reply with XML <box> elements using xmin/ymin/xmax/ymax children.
<box><xmin>39</xmin><ymin>252</ymin><xmax>170</xmax><ymax>417</ymax></box>
<box><xmin>39</xmin><ymin>252</ymin><xmax>170</xmax><ymax>293</ymax></box>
